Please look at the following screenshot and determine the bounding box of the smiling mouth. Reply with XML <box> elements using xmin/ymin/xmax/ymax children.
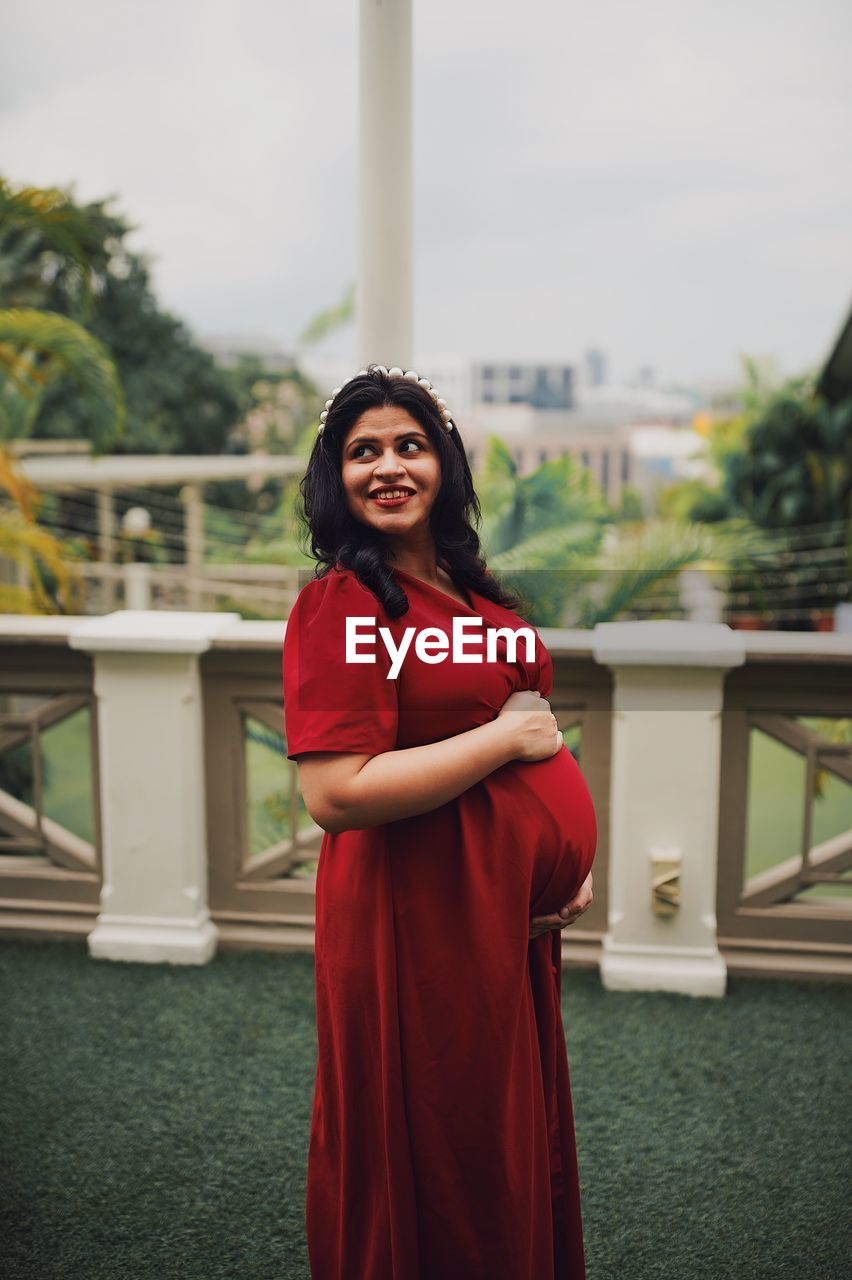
<box><xmin>369</xmin><ymin>488</ymin><xmax>416</xmax><ymax>504</ymax></box>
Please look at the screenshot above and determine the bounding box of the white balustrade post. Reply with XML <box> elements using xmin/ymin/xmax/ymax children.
<box><xmin>592</xmin><ymin>620</ymin><xmax>746</xmax><ymax>997</ymax></box>
<box><xmin>69</xmin><ymin>610</ymin><xmax>240</xmax><ymax>964</ymax></box>
<box><xmin>835</xmin><ymin>603</ymin><xmax>852</xmax><ymax>633</ymax></box>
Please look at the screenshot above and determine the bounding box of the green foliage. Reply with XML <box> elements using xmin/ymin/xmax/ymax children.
<box><xmin>614</xmin><ymin>484</ymin><xmax>644</xmax><ymax>522</ymax></box>
<box><xmin>219</xmin><ymin>354</ymin><xmax>284</xmax><ymax>425</ymax></box>
<box><xmin>723</xmin><ymin>393</ymin><xmax>852</xmax><ymax>528</ymax></box>
<box><xmin>0</xmin><ymin>179</ymin><xmax>127</xmax><ymax>450</ymax></box>
<box><xmin>0</xmin><ymin>177</ymin><xmax>127</xmax><ymax>320</ymax></box>
<box><xmin>657</xmin><ymin>478</ymin><xmax>730</xmax><ymax>524</ymax></box>
<box><xmin>0</xmin><ymin>176</ymin><xmax>240</xmax><ymax>454</ymax></box>
<box><xmin>476</xmin><ymin>436</ymin><xmax>743</xmax><ymax>628</ymax></box>
<box><xmin>35</xmin><ymin>253</ymin><xmax>239</xmax><ymax>454</ymax></box>
<box><xmin>0</xmin><ymin>180</ymin><xmax>127</xmax><ymax>612</ymax></box>
<box><xmin>216</xmin><ymin>357</ymin><xmax>324</xmax><ymax>458</ymax></box>
<box><xmin>664</xmin><ymin>353</ymin><xmax>852</xmax><ymax>533</ymax></box>
<box><xmin>573</xmin><ymin>519</ymin><xmax>751</xmax><ymax>628</ymax></box>
<box><xmin>477</xmin><ymin>439</ymin><xmax>608</xmax><ymax>552</ymax></box>
<box><xmin>0</xmin><ymin>455</ymin><xmax>88</xmax><ymax>614</ymax></box>
<box><xmin>0</xmin><ymin>307</ymin><xmax>124</xmax><ymax>446</ymax></box>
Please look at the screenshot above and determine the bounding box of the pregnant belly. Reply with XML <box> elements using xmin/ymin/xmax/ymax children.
<box><xmin>483</xmin><ymin>746</ymin><xmax>598</xmax><ymax>917</ymax></box>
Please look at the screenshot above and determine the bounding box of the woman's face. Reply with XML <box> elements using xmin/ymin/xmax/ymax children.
<box><xmin>340</xmin><ymin>404</ymin><xmax>442</xmax><ymax>540</ymax></box>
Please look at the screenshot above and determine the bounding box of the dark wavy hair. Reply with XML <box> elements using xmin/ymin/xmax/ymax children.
<box><xmin>295</xmin><ymin>364</ymin><xmax>525</xmax><ymax>619</ymax></box>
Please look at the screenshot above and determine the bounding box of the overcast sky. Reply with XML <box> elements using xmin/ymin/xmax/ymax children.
<box><xmin>2</xmin><ymin>0</ymin><xmax>851</xmax><ymax>390</ymax></box>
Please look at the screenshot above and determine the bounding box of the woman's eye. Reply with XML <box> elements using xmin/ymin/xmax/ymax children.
<box><xmin>353</xmin><ymin>440</ymin><xmax>421</xmax><ymax>458</ymax></box>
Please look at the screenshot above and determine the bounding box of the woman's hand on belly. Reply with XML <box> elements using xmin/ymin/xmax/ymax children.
<box><xmin>528</xmin><ymin>871</ymin><xmax>594</xmax><ymax>939</ymax></box>
<box><xmin>496</xmin><ymin>689</ymin><xmax>563</xmax><ymax>762</ymax></box>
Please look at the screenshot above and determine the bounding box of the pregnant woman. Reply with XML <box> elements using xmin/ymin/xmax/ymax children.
<box><xmin>282</xmin><ymin>365</ymin><xmax>597</xmax><ymax>1280</ymax></box>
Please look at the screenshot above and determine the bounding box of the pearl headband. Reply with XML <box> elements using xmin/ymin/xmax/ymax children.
<box><xmin>318</xmin><ymin>365</ymin><xmax>455</xmax><ymax>436</ymax></box>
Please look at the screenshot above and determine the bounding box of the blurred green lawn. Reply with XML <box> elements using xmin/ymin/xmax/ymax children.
<box><xmin>1</xmin><ymin>941</ymin><xmax>849</xmax><ymax>1280</ymax></box>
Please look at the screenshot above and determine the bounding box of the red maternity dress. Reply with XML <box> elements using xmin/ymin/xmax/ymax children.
<box><xmin>281</xmin><ymin>563</ymin><xmax>597</xmax><ymax>1280</ymax></box>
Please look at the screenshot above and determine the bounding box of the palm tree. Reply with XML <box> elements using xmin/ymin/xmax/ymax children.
<box><xmin>0</xmin><ymin>449</ymin><xmax>86</xmax><ymax>614</ymax></box>
<box><xmin>0</xmin><ymin>308</ymin><xmax>124</xmax><ymax>445</ymax></box>
<box><xmin>0</xmin><ymin>178</ymin><xmax>122</xmax><ymax>317</ymax></box>
<box><xmin>0</xmin><ymin>179</ymin><xmax>126</xmax><ymax>612</ymax></box>
<box><xmin>476</xmin><ymin>437</ymin><xmax>764</xmax><ymax>627</ymax></box>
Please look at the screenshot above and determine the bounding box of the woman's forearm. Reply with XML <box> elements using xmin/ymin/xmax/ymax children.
<box><xmin>326</xmin><ymin>718</ymin><xmax>516</xmax><ymax>832</ymax></box>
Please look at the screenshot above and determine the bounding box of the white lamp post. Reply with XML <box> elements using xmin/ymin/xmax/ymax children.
<box><xmin>121</xmin><ymin>506</ymin><xmax>152</xmax><ymax>610</ymax></box>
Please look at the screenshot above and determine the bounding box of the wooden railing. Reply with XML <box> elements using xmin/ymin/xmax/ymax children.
<box><xmin>202</xmin><ymin>635</ymin><xmax>322</xmax><ymax>951</ymax></box>
<box><xmin>68</xmin><ymin>560</ymin><xmax>303</xmax><ymax>616</ymax></box>
<box><xmin>0</xmin><ymin>632</ymin><xmax>101</xmax><ymax>936</ymax></box>
<box><xmin>717</xmin><ymin>649</ymin><xmax>852</xmax><ymax>979</ymax></box>
<box><xmin>201</xmin><ymin>629</ymin><xmax>614</xmax><ymax>963</ymax></box>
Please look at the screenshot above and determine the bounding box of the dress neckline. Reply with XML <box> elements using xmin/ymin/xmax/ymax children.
<box><xmin>389</xmin><ymin>566</ymin><xmax>478</xmax><ymax>614</ymax></box>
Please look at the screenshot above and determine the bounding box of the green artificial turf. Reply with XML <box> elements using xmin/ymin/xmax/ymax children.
<box><xmin>1</xmin><ymin>940</ymin><xmax>850</xmax><ymax>1279</ymax></box>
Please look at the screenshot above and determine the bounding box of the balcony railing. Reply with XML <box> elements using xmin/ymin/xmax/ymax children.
<box><xmin>0</xmin><ymin>612</ymin><xmax>849</xmax><ymax>991</ymax></box>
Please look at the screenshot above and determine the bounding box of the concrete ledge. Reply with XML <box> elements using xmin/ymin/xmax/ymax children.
<box><xmin>69</xmin><ymin>610</ymin><xmax>240</xmax><ymax>655</ymax></box>
<box><xmin>600</xmin><ymin>939</ymin><xmax>728</xmax><ymax>997</ymax></box>
<box><xmin>593</xmin><ymin>619</ymin><xmax>746</xmax><ymax>668</ymax></box>
<box><xmin>87</xmin><ymin>915</ymin><xmax>219</xmax><ymax>965</ymax></box>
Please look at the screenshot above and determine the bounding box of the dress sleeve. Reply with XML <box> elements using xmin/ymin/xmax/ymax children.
<box><xmin>534</xmin><ymin>629</ymin><xmax>554</xmax><ymax>699</ymax></box>
<box><xmin>282</xmin><ymin>568</ymin><xmax>399</xmax><ymax>761</ymax></box>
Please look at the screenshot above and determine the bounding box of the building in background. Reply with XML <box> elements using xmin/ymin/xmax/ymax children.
<box><xmin>471</xmin><ymin>361</ymin><xmax>574</xmax><ymax>409</ymax></box>
<box><xmin>459</xmin><ymin>406</ymin><xmax>711</xmax><ymax>512</ymax></box>
<box><xmin>459</xmin><ymin>403</ymin><xmax>634</xmax><ymax>506</ymax></box>
<box><xmin>458</xmin><ymin>373</ymin><xmax>703</xmax><ymax>508</ymax></box>
<box><xmin>199</xmin><ymin>336</ymin><xmax>708</xmax><ymax>513</ymax></box>
<box><xmin>410</xmin><ymin>356</ymin><xmax>475</xmax><ymax>418</ymax></box>
<box><xmin>198</xmin><ymin>333</ymin><xmax>295</xmax><ymax>372</ymax></box>
<box><xmin>297</xmin><ymin>353</ymin><xmax>475</xmax><ymax>418</ymax></box>
<box><xmin>628</xmin><ymin>425</ymin><xmax>714</xmax><ymax>508</ymax></box>
<box><xmin>574</xmin><ymin>381</ymin><xmax>697</xmax><ymax>424</ymax></box>
<box><xmin>584</xmin><ymin>347</ymin><xmax>608</xmax><ymax>387</ymax></box>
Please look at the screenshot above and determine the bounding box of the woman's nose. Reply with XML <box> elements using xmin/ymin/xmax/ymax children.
<box><xmin>375</xmin><ymin>453</ymin><xmax>405</xmax><ymax>476</ymax></box>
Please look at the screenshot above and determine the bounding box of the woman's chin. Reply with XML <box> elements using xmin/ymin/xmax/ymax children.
<box><xmin>360</xmin><ymin>509</ymin><xmax>428</xmax><ymax>535</ymax></box>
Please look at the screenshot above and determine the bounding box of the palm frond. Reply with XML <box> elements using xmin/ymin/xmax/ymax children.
<box><xmin>574</xmin><ymin>519</ymin><xmax>746</xmax><ymax>627</ymax></box>
<box><xmin>0</xmin><ymin>507</ymin><xmax>87</xmax><ymax>614</ymax></box>
<box><xmin>0</xmin><ymin>583</ymin><xmax>54</xmax><ymax>614</ymax></box>
<box><xmin>0</xmin><ymin>447</ymin><xmax>44</xmax><ymax>520</ymax></box>
<box><xmin>0</xmin><ymin>179</ymin><xmax>123</xmax><ymax>316</ymax></box>
<box><xmin>297</xmin><ymin>283</ymin><xmax>355</xmax><ymax>347</ymax></box>
<box><xmin>478</xmin><ymin>442</ymin><xmax>608</xmax><ymax>555</ymax></box>
<box><xmin>487</xmin><ymin>520</ymin><xmax>602</xmax><ymax>572</ymax></box>
<box><xmin>0</xmin><ymin>444</ymin><xmax>87</xmax><ymax>614</ymax></box>
<box><xmin>0</xmin><ymin>308</ymin><xmax>124</xmax><ymax>446</ymax></box>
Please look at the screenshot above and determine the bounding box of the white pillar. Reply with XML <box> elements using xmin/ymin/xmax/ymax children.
<box><xmin>592</xmin><ymin>620</ymin><xmax>745</xmax><ymax>997</ymax></box>
<box><xmin>359</xmin><ymin>0</ymin><xmax>412</xmax><ymax>368</ymax></box>
<box><xmin>679</xmin><ymin>567</ymin><xmax>726</xmax><ymax>623</ymax></box>
<box><xmin>69</xmin><ymin>610</ymin><xmax>239</xmax><ymax>964</ymax></box>
<box><xmin>835</xmin><ymin>603</ymin><xmax>852</xmax><ymax>633</ymax></box>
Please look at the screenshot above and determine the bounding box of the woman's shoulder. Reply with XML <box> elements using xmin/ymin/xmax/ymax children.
<box><xmin>292</xmin><ymin>564</ymin><xmax>384</xmax><ymax>617</ymax></box>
